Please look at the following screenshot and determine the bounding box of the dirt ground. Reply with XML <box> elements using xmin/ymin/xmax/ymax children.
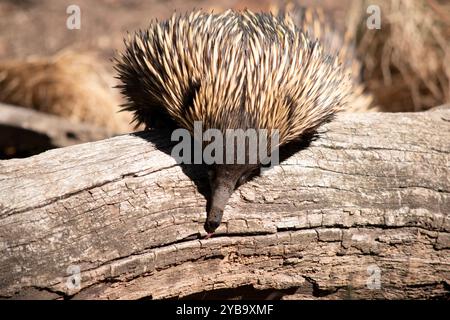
<box><xmin>0</xmin><ymin>0</ymin><xmax>349</xmax><ymax>62</ymax></box>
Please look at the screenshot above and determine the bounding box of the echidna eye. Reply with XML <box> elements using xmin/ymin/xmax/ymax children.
<box><xmin>236</xmin><ymin>173</ymin><xmax>249</xmax><ymax>188</ymax></box>
<box><xmin>236</xmin><ymin>167</ymin><xmax>260</xmax><ymax>188</ymax></box>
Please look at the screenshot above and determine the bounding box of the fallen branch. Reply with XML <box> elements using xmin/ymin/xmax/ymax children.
<box><xmin>0</xmin><ymin>110</ymin><xmax>449</xmax><ymax>299</ymax></box>
<box><xmin>0</xmin><ymin>103</ymin><xmax>114</xmax><ymax>158</ymax></box>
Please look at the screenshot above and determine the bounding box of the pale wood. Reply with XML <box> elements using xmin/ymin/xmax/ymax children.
<box><xmin>0</xmin><ymin>110</ymin><xmax>449</xmax><ymax>299</ymax></box>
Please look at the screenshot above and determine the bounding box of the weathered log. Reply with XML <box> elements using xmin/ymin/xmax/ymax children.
<box><xmin>0</xmin><ymin>103</ymin><xmax>114</xmax><ymax>158</ymax></box>
<box><xmin>0</xmin><ymin>110</ymin><xmax>449</xmax><ymax>300</ymax></box>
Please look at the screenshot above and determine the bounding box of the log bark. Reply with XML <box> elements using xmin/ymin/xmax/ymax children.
<box><xmin>0</xmin><ymin>110</ymin><xmax>449</xmax><ymax>300</ymax></box>
<box><xmin>0</xmin><ymin>103</ymin><xmax>114</xmax><ymax>158</ymax></box>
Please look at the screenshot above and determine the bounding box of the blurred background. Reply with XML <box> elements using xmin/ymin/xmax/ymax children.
<box><xmin>0</xmin><ymin>0</ymin><xmax>349</xmax><ymax>60</ymax></box>
<box><xmin>0</xmin><ymin>0</ymin><xmax>449</xmax><ymax>160</ymax></box>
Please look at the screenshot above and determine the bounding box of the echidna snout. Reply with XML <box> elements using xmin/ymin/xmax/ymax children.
<box><xmin>205</xmin><ymin>206</ymin><xmax>225</xmax><ymax>234</ymax></box>
<box><xmin>206</xmin><ymin>164</ymin><xmax>256</xmax><ymax>233</ymax></box>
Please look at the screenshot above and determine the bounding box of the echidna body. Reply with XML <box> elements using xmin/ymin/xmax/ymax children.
<box><xmin>115</xmin><ymin>9</ymin><xmax>356</xmax><ymax>233</ymax></box>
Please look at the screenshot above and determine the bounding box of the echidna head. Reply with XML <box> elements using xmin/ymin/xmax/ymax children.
<box><xmin>206</xmin><ymin>163</ymin><xmax>259</xmax><ymax>233</ymax></box>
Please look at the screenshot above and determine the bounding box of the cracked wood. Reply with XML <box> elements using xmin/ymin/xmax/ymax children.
<box><xmin>0</xmin><ymin>110</ymin><xmax>449</xmax><ymax>299</ymax></box>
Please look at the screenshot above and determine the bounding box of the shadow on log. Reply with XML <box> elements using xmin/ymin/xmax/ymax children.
<box><xmin>0</xmin><ymin>109</ymin><xmax>449</xmax><ymax>299</ymax></box>
<box><xmin>0</xmin><ymin>103</ymin><xmax>115</xmax><ymax>159</ymax></box>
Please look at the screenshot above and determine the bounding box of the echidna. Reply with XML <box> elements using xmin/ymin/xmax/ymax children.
<box><xmin>115</xmin><ymin>9</ymin><xmax>370</xmax><ymax>234</ymax></box>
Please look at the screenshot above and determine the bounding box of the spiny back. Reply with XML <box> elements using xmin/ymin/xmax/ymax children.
<box><xmin>115</xmin><ymin>10</ymin><xmax>353</xmax><ymax>145</ymax></box>
<box><xmin>272</xmin><ymin>2</ymin><xmax>374</xmax><ymax>112</ymax></box>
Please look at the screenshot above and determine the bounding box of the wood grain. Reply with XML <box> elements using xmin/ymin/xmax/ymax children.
<box><xmin>0</xmin><ymin>110</ymin><xmax>449</xmax><ymax>299</ymax></box>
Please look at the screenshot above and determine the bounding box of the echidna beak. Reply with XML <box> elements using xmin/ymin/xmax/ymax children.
<box><xmin>204</xmin><ymin>205</ymin><xmax>223</xmax><ymax>234</ymax></box>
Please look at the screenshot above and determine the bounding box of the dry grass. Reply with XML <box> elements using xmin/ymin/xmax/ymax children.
<box><xmin>353</xmin><ymin>0</ymin><xmax>450</xmax><ymax>112</ymax></box>
<box><xmin>0</xmin><ymin>50</ymin><xmax>133</xmax><ymax>132</ymax></box>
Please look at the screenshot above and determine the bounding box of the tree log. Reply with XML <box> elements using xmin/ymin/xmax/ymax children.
<box><xmin>0</xmin><ymin>103</ymin><xmax>114</xmax><ymax>158</ymax></box>
<box><xmin>0</xmin><ymin>110</ymin><xmax>449</xmax><ymax>300</ymax></box>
